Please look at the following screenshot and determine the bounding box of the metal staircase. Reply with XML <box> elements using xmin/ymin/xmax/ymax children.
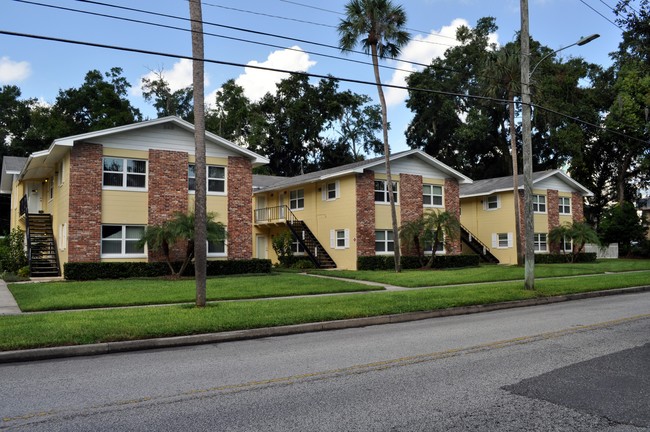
<box><xmin>26</xmin><ymin>213</ymin><xmax>61</xmax><ymax>277</ymax></box>
<box><xmin>460</xmin><ymin>224</ymin><xmax>499</xmax><ymax>264</ymax></box>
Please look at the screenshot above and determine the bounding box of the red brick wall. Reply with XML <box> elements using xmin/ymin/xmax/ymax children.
<box><xmin>148</xmin><ymin>150</ymin><xmax>188</xmax><ymax>262</ymax></box>
<box><xmin>547</xmin><ymin>189</ymin><xmax>560</xmax><ymax>253</ymax></box>
<box><xmin>399</xmin><ymin>174</ymin><xmax>423</xmax><ymax>255</ymax></box>
<box><xmin>444</xmin><ymin>178</ymin><xmax>461</xmax><ymax>254</ymax></box>
<box><xmin>68</xmin><ymin>143</ymin><xmax>102</xmax><ymax>262</ymax></box>
<box><xmin>356</xmin><ymin>170</ymin><xmax>376</xmax><ymax>257</ymax></box>
<box><xmin>227</xmin><ymin>157</ymin><xmax>252</xmax><ymax>259</ymax></box>
<box><xmin>572</xmin><ymin>192</ymin><xmax>585</xmax><ymax>222</ymax></box>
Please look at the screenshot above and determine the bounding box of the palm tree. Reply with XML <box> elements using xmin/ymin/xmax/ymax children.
<box><xmin>549</xmin><ymin>221</ymin><xmax>600</xmax><ymax>263</ymax></box>
<box><xmin>423</xmin><ymin>210</ymin><xmax>460</xmax><ymax>269</ymax></box>
<box><xmin>399</xmin><ymin>218</ymin><xmax>426</xmax><ymax>266</ymax></box>
<box><xmin>338</xmin><ymin>0</ymin><xmax>410</xmax><ymax>273</ymax></box>
<box><xmin>189</xmin><ymin>0</ymin><xmax>208</xmax><ymax>306</ymax></box>
<box><xmin>137</xmin><ymin>224</ymin><xmax>177</xmax><ymax>275</ymax></box>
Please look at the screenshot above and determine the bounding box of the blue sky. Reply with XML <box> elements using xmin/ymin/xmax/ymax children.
<box><xmin>0</xmin><ymin>0</ymin><xmax>626</xmax><ymax>152</ymax></box>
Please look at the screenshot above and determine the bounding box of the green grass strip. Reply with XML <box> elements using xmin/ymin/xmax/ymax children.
<box><xmin>309</xmin><ymin>260</ymin><xmax>650</xmax><ymax>287</ymax></box>
<box><xmin>9</xmin><ymin>273</ymin><xmax>380</xmax><ymax>312</ymax></box>
<box><xmin>2</xmin><ymin>272</ymin><xmax>649</xmax><ymax>351</ymax></box>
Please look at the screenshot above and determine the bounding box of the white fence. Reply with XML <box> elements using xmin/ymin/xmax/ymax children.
<box><xmin>584</xmin><ymin>243</ymin><xmax>618</xmax><ymax>259</ymax></box>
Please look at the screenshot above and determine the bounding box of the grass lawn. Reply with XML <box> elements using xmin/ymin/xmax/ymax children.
<box><xmin>9</xmin><ymin>273</ymin><xmax>380</xmax><ymax>312</ymax></box>
<box><xmin>1</xmin><ymin>271</ymin><xmax>649</xmax><ymax>351</ymax></box>
<box><xmin>309</xmin><ymin>259</ymin><xmax>650</xmax><ymax>287</ymax></box>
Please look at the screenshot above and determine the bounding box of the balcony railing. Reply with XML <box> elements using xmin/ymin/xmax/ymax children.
<box><xmin>254</xmin><ymin>205</ymin><xmax>296</xmax><ymax>225</ymax></box>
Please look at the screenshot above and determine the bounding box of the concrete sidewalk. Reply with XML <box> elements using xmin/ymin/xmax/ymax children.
<box><xmin>0</xmin><ymin>280</ymin><xmax>21</xmax><ymax>315</ymax></box>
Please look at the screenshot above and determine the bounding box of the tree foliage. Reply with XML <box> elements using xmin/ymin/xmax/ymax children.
<box><xmin>598</xmin><ymin>201</ymin><xmax>647</xmax><ymax>256</ymax></box>
<box><xmin>141</xmin><ymin>71</ymin><xmax>193</xmax><ymax>121</ymax></box>
<box><xmin>548</xmin><ymin>221</ymin><xmax>600</xmax><ymax>263</ymax></box>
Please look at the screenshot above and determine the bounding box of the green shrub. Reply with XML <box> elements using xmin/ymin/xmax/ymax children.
<box><xmin>0</xmin><ymin>228</ymin><xmax>28</xmax><ymax>273</ymax></box>
<box><xmin>357</xmin><ymin>254</ymin><xmax>480</xmax><ymax>270</ymax></box>
<box><xmin>534</xmin><ymin>253</ymin><xmax>597</xmax><ymax>264</ymax></box>
<box><xmin>64</xmin><ymin>259</ymin><xmax>272</xmax><ymax>280</ymax></box>
<box><xmin>291</xmin><ymin>259</ymin><xmax>315</xmax><ymax>270</ymax></box>
<box><xmin>17</xmin><ymin>266</ymin><xmax>30</xmax><ymax>278</ymax></box>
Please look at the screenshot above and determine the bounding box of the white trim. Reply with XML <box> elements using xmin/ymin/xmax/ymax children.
<box><xmin>102</xmin><ymin>157</ymin><xmax>148</xmax><ymax>191</ymax></box>
<box><xmin>532</xmin><ymin>194</ymin><xmax>547</xmax><ymax>214</ymax></box>
<box><xmin>423</xmin><ymin>183</ymin><xmax>444</xmax><ymax>208</ymax></box>
<box><xmin>207</xmin><ymin>238</ymin><xmax>227</xmax><ymax>257</ymax></box>
<box><xmin>558</xmin><ymin>196</ymin><xmax>572</xmax><ymax>215</ymax></box>
<box><xmin>101</xmin><ymin>225</ymin><xmax>147</xmax><ymax>258</ymax></box>
<box><xmin>483</xmin><ymin>195</ymin><xmax>500</xmax><ymax>211</ymax></box>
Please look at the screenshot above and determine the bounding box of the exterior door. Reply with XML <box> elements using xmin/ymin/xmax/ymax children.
<box><xmin>27</xmin><ymin>182</ymin><xmax>42</xmax><ymax>213</ymax></box>
<box><xmin>256</xmin><ymin>196</ymin><xmax>267</xmax><ymax>222</ymax></box>
<box><xmin>256</xmin><ymin>235</ymin><xmax>268</xmax><ymax>259</ymax></box>
<box><xmin>278</xmin><ymin>194</ymin><xmax>285</xmax><ymax>219</ymax></box>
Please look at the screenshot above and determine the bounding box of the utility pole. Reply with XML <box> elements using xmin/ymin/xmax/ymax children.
<box><xmin>520</xmin><ymin>0</ymin><xmax>535</xmax><ymax>290</ymax></box>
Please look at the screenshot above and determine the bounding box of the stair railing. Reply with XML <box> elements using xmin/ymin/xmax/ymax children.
<box><xmin>20</xmin><ymin>195</ymin><xmax>33</xmax><ymax>273</ymax></box>
<box><xmin>460</xmin><ymin>223</ymin><xmax>498</xmax><ymax>263</ymax></box>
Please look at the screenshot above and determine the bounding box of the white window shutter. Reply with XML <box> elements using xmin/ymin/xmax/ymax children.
<box><xmin>330</xmin><ymin>230</ymin><xmax>335</xmax><ymax>248</ymax></box>
<box><xmin>322</xmin><ymin>185</ymin><xmax>326</xmax><ymax>201</ymax></box>
<box><xmin>497</xmin><ymin>196</ymin><xmax>501</xmax><ymax>209</ymax></box>
<box><xmin>483</xmin><ymin>199</ymin><xmax>488</xmax><ymax>211</ymax></box>
<box><xmin>336</xmin><ymin>180</ymin><xmax>341</xmax><ymax>199</ymax></box>
<box><xmin>491</xmin><ymin>233</ymin><xmax>498</xmax><ymax>248</ymax></box>
<box><xmin>507</xmin><ymin>232</ymin><xmax>513</xmax><ymax>248</ymax></box>
<box><xmin>344</xmin><ymin>229</ymin><xmax>350</xmax><ymax>248</ymax></box>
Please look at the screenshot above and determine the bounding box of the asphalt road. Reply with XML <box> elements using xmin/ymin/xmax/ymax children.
<box><xmin>2</xmin><ymin>292</ymin><xmax>649</xmax><ymax>431</ymax></box>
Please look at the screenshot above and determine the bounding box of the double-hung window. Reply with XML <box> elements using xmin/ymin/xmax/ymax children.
<box><xmin>423</xmin><ymin>238</ymin><xmax>445</xmax><ymax>255</ymax></box>
<box><xmin>423</xmin><ymin>184</ymin><xmax>443</xmax><ymax>207</ymax></box>
<box><xmin>534</xmin><ymin>233</ymin><xmax>548</xmax><ymax>253</ymax></box>
<box><xmin>559</xmin><ymin>197</ymin><xmax>571</xmax><ymax>215</ymax></box>
<box><xmin>188</xmin><ymin>164</ymin><xmax>226</xmax><ymax>194</ymax></box>
<box><xmin>289</xmin><ymin>189</ymin><xmax>304</xmax><ymax>210</ymax></box>
<box><xmin>101</xmin><ymin>225</ymin><xmax>145</xmax><ymax>257</ymax></box>
<box><xmin>103</xmin><ymin>158</ymin><xmax>147</xmax><ymax>189</ymax></box>
<box><xmin>330</xmin><ymin>229</ymin><xmax>350</xmax><ymax>249</ymax></box>
<box><xmin>323</xmin><ymin>181</ymin><xmax>340</xmax><ymax>201</ymax></box>
<box><xmin>492</xmin><ymin>233</ymin><xmax>513</xmax><ymax>249</ymax></box>
<box><xmin>375</xmin><ymin>230</ymin><xmax>394</xmax><ymax>253</ymax></box>
<box><xmin>374</xmin><ymin>180</ymin><xmax>398</xmax><ymax>203</ymax></box>
<box><xmin>208</xmin><ymin>238</ymin><xmax>227</xmax><ymax>257</ymax></box>
<box><xmin>533</xmin><ymin>194</ymin><xmax>547</xmax><ymax>213</ymax></box>
<box><xmin>292</xmin><ymin>231</ymin><xmax>306</xmax><ymax>254</ymax></box>
<box><xmin>484</xmin><ymin>195</ymin><xmax>499</xmax><ymax>210</ymax></box>
<box><xmin>561</xmin><ymin>235</ymin><xmax>573</xmax><ymax>253</ymax></box>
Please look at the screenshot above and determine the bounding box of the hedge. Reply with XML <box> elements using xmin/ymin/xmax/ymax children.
<box><xmin>357</xmin><ymin>254</ymin><xmax>480</xmax><ymax>271</ymax></box>
<box><xmin>64</xmin><ymin>259</ymin><xmax>272</xmax><ymax>280</ymax></box>
<box><xmin>534</xmin><ymin>252</ymin><xmax>597</xmax><ymax>264</ymax></box>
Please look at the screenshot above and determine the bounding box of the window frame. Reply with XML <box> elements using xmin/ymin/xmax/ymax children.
<box><xmin>423</xmin><ymin>184</ymin><xmax>443</xmax><ymax>208</ymax></box>
<box><xmin>291</xmin><ymin>231</ymin><xmax>306</xmax><ymax>255</ymax></box>
<box><xmin>188</xmin><ymin>164</ymin><xmax>227</xmax><ymax>195</ymax></box>
<box><xmin>533</xmin><ymin>233</ymin><xmax>548</xmax><ymax>253</ymax></box>
<box><xmin>375</xmin><ymin>229</ymin><xmax>394</xmax><ymax>254</ymax></box>
<box><xmin>323</xmin><ymin>181</ymin><xmax>340</xmax><ymax>201</ymax></box>
<box><xmin>289</xmin><ymin>189</ymin><xmax>305</xmax><ymax>210</ymax></box>
<box><xmin>102</xmin><ymin>157</ymin><xmax>147</xmax><ymax>191</ymax></box>
<box><xmin>101</xmin><ymin>225</ymin><xmax>146</xmax><ymax>258</ymax></box>
<box><xmin>561</xmin><ymin>235</ymin><xmax>573</xmax><ymax>253</ymax></box>
<box><xmin>484</xmin><ymin>195</ymin><xmax>500</xmax><ymax>211</ymax></box>
<box><xmin>207</xmin><ymin>238</ymin><xmax>227</xmax><ymax>257</ymax></box>
<box><xmin>423</xmin><ymin>238</ymin><xmax>446</xmax><ymax>255</ymax></box>
<box><xmin>533</xmin><ymin>194</ymin><xmax>547</xmax><ymax>213</ymax></box>
<box><xmin>374</xmin><ymin>180</ymin><xmax>398</xmax><ymax>204</ymax></box>
<box><xmin>558</xmin><ymin>196</ymin><xmax>571</xmax><ymax>215</ymax></box>
<box><xmin>330</xmin><ymin>229</ymin><xmax>350</xmax><ymax>250</ymax></box>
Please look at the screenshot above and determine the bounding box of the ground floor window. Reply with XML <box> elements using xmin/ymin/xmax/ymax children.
<box><xmin>291</xmin><ymin>231</ymin><xmax>305</xmax><ymax>255</ymax></box>
<box><xmin>561</xmin><ymin>235</ymin><xmax>573</xmax><ymax>253</ymax></box>
<box><xmin>330</xmin><ymin>229</ymin><xmax>350</xmax><ymax>249</ymax></box>
<box><xmin>534</xmin><ymin>233</ymin><xmax>548</xmax><ymax>253</ymax></box>
<box><xmin>101</xmin><ymin>225</ymin><xmax>145</xmax><ymax>257</ymax></box>
<box><xmin>423</xmin><ymin>238</ymin><xmax>445</xmax><ymax>254</ymax></box>
<box><xmin>492</xmin><ymin>233</ymin><xmax>513</xmax><ymax>249</ymax></box>
<box><xmin>208</xmin><ymin>238</ymin><xmax>227</xmax><ymax>257</ymax></box>
<box><xmin>375</xmin><ymin>230</ymin><xmax>394</xmax><ymax>253</ymax></box>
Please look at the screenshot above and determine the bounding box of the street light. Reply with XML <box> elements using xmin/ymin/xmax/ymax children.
<box><xmin>520</xmin><ymin>1</ymin><xmax>599</xmax><ymax>290</ymax></box>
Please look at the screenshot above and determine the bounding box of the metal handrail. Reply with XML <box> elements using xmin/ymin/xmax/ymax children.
<box><xmin>460</xmin><ymin>223</ymin><xmax>492</xmax><ymax>253</ymax></box>
<box><xmin>254</xmin><ymin>205</ymin><xmax>297</xmax><ymax>224</ymax></box>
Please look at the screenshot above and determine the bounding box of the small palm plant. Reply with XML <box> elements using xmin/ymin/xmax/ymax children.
<box><xmin>549</xmin><ymin>220</ymin><xmax>600</xmax><ymax>263</ymax></box>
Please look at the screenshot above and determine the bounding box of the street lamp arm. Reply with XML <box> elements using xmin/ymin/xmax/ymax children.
<box><xmin>529</xmin><ymin>34</ymin><xmax>600</xmax><ymax>78</ymax></box>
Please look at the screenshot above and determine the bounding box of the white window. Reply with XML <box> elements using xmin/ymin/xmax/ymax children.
<box><xmin>533</xmin><ymin>194</ymin><xmax>547</xmax><ymax>213</ymax></box>
<box><xmin>492</xmin><ymin>233</ymin><xmax>513</xmax><ymax>249</ymax></box>
<box><xmin>559</xmin><ymin>197</ymin><xmax>571</xmax><ymax>215</ymax></box>
<box><xmin>562</xmin><ymin>235</ymin><xmax>573</xmax><ymax>253</ymax></box>
<box><xmin>101</xmin><ymin>225</ymin><xmax>145</xmax><ymax>257</ymax></box>
<box><xmin>57</xmin><ymin>159</ymin><xmax>65</xmax><ymax>187</ymax></box>
<box><xmin>207</xmin><ymin>239</ymin><xmax>227</xmax><ymax>257</ymax></box>
<box><xmin>48</xmin><ymin>176</ymin><xmax>54</xmax><ymax>200</ymax></box>
<box><xmin>322</xmin><ymin>181</ymin><xmax>340</xmax><ymax>201</ymax></box>
<box><xmin>330</xmin><ymin>229</ymin><xmax>350</xmax><ymax>249</ymax></box>
<box><xmin>58</xmin><ymin>223</ymin><xmax>67</xmax><ymax>251</ymax></box>
<box><xmin>289</xmin><ymin>189</ymin><xmax>304</xmax><ymax>210</ymax></box>
<box><xmin>103</xmin><ymin>158</ymin><xmax>147</xmax><ymax>189</ymax></box>
<box><xmin>374</xmin><ymin>180</ymin><xmax>398</xmax><ymax>203</ymax></box>
<box><xmin>423</xmin><ymin>239</ymin><xmax>445</xmax><ymax>255</ymax></box>
<box><xmin>188</xmin><ymin>164</ymin><xmax>226</xmax><ymax>194</ymax></box>
<box><xmin>291</xmin><ymin>231</ymin><xmax>305</xmax><ymax>254</ymax></box>
<box><xmin>534</xmin><ymin>233</ymin><xmax>548</xmax><ymax>253</ymax></box>
<box><xmin>423</xmin><ymin>184</ymin><xmax>443</xmax><ymax>207</ymax></box>
<box><xmin>484</xmin><ymin>195</ymin><xmax>500</xmax><ymax>210</ymax></box>
<box><xmin>375</xmin><ymin>230</ymin><xmax>394</xmax><ymax>253</ymax></box>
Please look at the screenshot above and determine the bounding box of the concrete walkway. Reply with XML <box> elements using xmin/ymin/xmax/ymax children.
<box><xmin>0</xmin><ymin>280</ymin><xmax>21</xmax><ymax>315</ymax></box>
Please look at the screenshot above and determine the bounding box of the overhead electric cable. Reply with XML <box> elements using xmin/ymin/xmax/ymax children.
<box><xmin>0</xmin><ymin>29</ymin><xmax>645</xmax><ymax>145</ymax></box>
<box><xmin>577</xmin><ymin>0</ymin><xmax>623</xmax><ymax>29</ymax></box>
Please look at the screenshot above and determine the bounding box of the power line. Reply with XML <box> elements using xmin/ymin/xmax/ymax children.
<box><xmin>577</xmin><ymin>0</ymin><xmax>623</xmax><ymax>29</ymax></box>
<box><xmin>201</xmin><ymin>0</ymin><xmax>335</xmax><ymax>29</ymax></box>
<box><xmin>1</xmin><ymin>29</ymin><xmax>645</xmax><ymax>145</ymax></box>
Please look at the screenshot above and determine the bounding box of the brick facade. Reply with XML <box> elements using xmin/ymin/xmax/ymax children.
<box><xmin>227</xmin><ymin>156</ymin><xmax>253</xmax><ymax>259</ymax></box>
<box><xmin>399</xmin><ymin>174</ymin><xmax>423</xmax><ymax>255</ymax></box>
<box><xmin>148</xmin><ymin>149</ymin><xmax>188</xmax><ymax>262</ymax></box>
<box><xmin>68</xmin><ymin>142</ymin><xmax>102</xmax><ymax>262</ymax></box>
<box><xmin>571</xmin><ymin>192</ymin><xmax>584</xmax><ymax>222</ymax></box>
<box><xmin>444</xmin><ymin>178</ymin><xmax>461</xmax><ymax>254</ymax></box>
<box><xmin>356</xmin><ymin>170</ymin><xmax>376</xmax><ymax>257</ymax></box>
<box><xmin>547</xmin><ymin>189</ymin><xmax>560</xmax><ymax>253</ymax></box>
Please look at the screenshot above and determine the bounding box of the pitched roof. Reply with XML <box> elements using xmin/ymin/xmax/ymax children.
<box><xmin>460</xmin><ymin>170</ymin><xmax>593</xmax><ymax>198</ymax></box>
<box><xmin>1</xmin><ymin>156</ymin><xmax>28</xmax><ymax>194</ymax></box>
<box><xmin>252</xmin><ymin>149</ymin><xmax>472</xmax><ymax>193</ymax></box>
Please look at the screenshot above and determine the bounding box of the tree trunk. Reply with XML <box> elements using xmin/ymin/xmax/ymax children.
<box><xmin>509</xmin><ymin>91</ymin><xmax>524</xmax><ymax>266</ymax></box>
<box><xmin>189</xmin><ymin>0</ymin><xmax>208</xmax><ymax>306</ymax></box>
<box><xmin>371</xmin><ymin>43</ymin><xmax>401</xmax><ymax>273</ymax></box>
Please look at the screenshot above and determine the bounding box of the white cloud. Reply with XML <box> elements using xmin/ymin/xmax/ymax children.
<box><xmin>384</xmin><ymin>18</ymin><xmax>498</xmax><ymax>107</ymax></box>
<box><xmin>134</xmin><ymin>59</ymin><xmax>209</xmax><ymax>96</ymax></box>
<box><xmin>234</xmin><ymin>46</ymin><xmax>316</xmax><ymax>102</ymax></box>
<box><xmin>0</xmin><ymin>56</ymin><xmax>31</xmax><ymax>83</ymax></box>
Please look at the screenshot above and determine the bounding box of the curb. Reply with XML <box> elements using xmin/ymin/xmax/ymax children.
<box><xmin>1</xmin><ymin>285</ymin><xmax>649</xmax><ymax>364</ymax></box>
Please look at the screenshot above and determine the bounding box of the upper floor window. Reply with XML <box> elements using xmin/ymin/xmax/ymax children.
<box><xmin>484</xmin><ymin>195</ymin><xmax>500</xmax><ymax>210</ymax></box>
<box><xmin>289</xmin><ymin>189</ymin><xmax>304</xmax><ymax>210</ymax></box>
<box><xmin>323</xmin><ymin>181</ymin><xmax>340</xmax><ymax>201</ymax></box>
<box><xmin>101</xmin><ymin>225</ymin><xmax>145</xmax><ymax>257</ymax></box>
<box><xmin>188</xmin><ymin>164</ymin><xmax>226</xmax><ymax>194</ymax></box>
<box><xmin>423</xmin><ymin>184</ymin><xmax>443</xmax><ymax>207</ymax></box>
<box><xmin>559</xmin><ymin>197</ymin><xmax>571</xmax><ymax>215</ymax></box>
<box><xmin>103</xmin><ymin>158</ymin><xmax>147</xmax><ymax>189</ymax></box>
<box><xmin>374</xmin><ymin>180</ymin><xmax>398</xmax><ymax>203</ymax></box>
<box><xmin>533</xmin><ymin>194</ymin><xmax>546</xmax><ymax>213</ymax></box>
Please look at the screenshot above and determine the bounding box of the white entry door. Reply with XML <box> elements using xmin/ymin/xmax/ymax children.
<box><xmin>256</xmin><ymin>196</ymin><xmax>267</xmax><ymax>222</ymax></box>
<box><xmin>27</xmin><ymin>182</ymin><xmax>42</xmax><ymax>213</ymax></box>
<box><xmin>256</xmin><ymin>235</ymin><xmax>268</xmax><ymax>259</ymax></box>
